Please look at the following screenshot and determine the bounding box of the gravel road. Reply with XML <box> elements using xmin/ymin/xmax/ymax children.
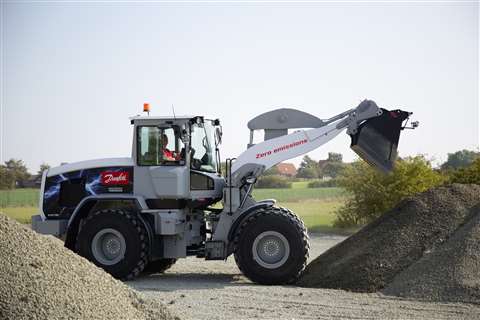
<box><xmin>128</xmin><ymin>234</ymin><xmax>480</xmax><ymax>320</ymax></box>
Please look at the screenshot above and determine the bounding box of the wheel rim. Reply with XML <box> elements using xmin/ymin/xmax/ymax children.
<box><xmin>252</xmin><ymin>231</ymin><xmax>290</xmax><ymax>269</ymax></box>
<box><xmin>91</xmin><ymin>228</ymin><xmax>126</xmax><ymax>266</ymax></box>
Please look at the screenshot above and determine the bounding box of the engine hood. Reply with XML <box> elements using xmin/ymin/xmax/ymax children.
<box><xmin>47</xmin><ymin>157</ymin><xmax>134</xmax><ymax>177</ymax></box>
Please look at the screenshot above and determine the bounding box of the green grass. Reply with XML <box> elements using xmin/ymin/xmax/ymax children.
<box><xmin>0</xmin><ymin>188</ymin><xmax>39</xmax><ymax>224</ymax></box>
<box><xmin>281</xmin><ymin>200</ymin><xmax>338</xmax><ymax>227</ymax></box>
<box><xmin>290</xmin><ymin>180</ymin><xmax>314</xmax><ymax>189</ymax></box>
<box><xmin>253</xmin><ymin>186</ymin><xmax>346</xmax><ymax>202</ymax></box>
<box><xmin>0</xmin><ymin>188</ymin><xmax>39</xmax><ymax>208</ymax></box>
<box><xmin>0</xmin><ymin>206</ymin><xmax>37</xmax><ymax>224</ymax></box>
<box><xmin>253</xmin><ymin>184</ymin><xmax>351</xmax><ymax>234</ymax></box>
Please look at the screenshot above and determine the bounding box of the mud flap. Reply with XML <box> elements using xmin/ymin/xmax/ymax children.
<box><xmin>350</xmin><ymin>109</ymin><xmax>410</xmax><ymax>173</ymax></box>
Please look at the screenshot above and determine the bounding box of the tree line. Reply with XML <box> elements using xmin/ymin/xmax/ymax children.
<box><xmin>0</xmin><ymin>160</ymin><xmax>50</xmax><ymax>190</ymax></box>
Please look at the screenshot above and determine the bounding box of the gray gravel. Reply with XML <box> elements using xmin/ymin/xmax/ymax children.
<box><xmin>384</xmin><ymin>204</ymin><xmax>480</xmax><ymax>304</ymax></box>
<box><xmin>0</xmin><ymin>213</ymin><xmax>176</xmax><ymax>320</ymax></box>
<box><xmin>298</xmin><ymin>184</ymin><xmax>480</xmax><ymax>294</ymax></box>
<box><xmin>129</xmin><ymin>233</ymin><xmax>480</xmax><ymax>320</ymax></box>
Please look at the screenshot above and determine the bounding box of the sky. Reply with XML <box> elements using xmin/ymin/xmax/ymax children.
<box><xmin>1</xmin><ymin>1</ymin><xmax>479</xmax><ymax>172</ymax></box>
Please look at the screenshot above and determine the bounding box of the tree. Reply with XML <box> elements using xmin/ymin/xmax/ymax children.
<box><xmin>318</xmin><ymin>152</ymin><xmax>344</xmax><ymax>178</ymax></box>
<box><xmin>334</xmin><ymin>156</ymin><xmax>446</xmax><ymax>227</ymax></box>
<box><xmin>321</xmin><ymin>162</ymin><xmax>346</xmax><ymax>179</ymax></box>
<box><xmin>441</xmin><ymin>149</ymin><xmax>480</xmax><ymax>170</ymax></box>
<box><xmin>296</xmin><ymin>167</ymin><xmax>318</xmax><ymax>179</ymax></box>
<box><xmin>296</xmin><ymin>155</ymin><xmax>319</xmax><ymax>179</ymax></box>
<box><xmin>0</xmin><ymin>165</ymin><xmax>16</xmax><ymax>189</ymax></box>
<box><xmin>3</xmin><ymin>159</ymin><xmax>30</xmax><ymax>187</ymax></box>
<box><xmin>38</xmin><ymin>163</ymin><xmax>51</xmax><ymax>176</ymax></box>
<box><xmin>299</xmin><ymin>155</ymin><xmax>317</xmax><ymax>169</ymax></box>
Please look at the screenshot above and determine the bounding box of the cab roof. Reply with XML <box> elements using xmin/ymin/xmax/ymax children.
<box><xmin>129</xmin><ymin>115</ymin><xmax>196</xmax><ymax>121</ymax></box>
<box><xmin>129</xmin><ymin>115</ymin><xmax>201</xmax><ymax>125</ymax></box>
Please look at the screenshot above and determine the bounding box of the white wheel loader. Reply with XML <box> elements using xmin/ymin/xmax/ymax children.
<box><xmin>32</xmin><ymin>99</ymin><xmax>416</xmax><ymax>284</ymax></box>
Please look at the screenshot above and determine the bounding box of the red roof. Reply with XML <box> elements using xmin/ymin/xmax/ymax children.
<box><xmin>276</xmin><ymin>163</ymin><xmax>297</xmax><ymax>176</ymax></box>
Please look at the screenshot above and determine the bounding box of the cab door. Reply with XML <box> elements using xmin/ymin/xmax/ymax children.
<box><xmin>133</xmin><ymin>125</ymin><xmax>189</xmax><ymax>203</ymax></box>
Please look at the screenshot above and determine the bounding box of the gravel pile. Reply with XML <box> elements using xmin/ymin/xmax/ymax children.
<box><xmin>384</xmin><ymin>206</ymin><xmax>480</xmax><ymax>304</ymax></box>
<box><xmin>298</xmin><ymin>184</ymin><xmax>480</xmax><ymax>302</ymax></box>
<box><xmin>0</xmin><ymin>213</ymin><xmax>177</xmax><ymax>320</ymax></box>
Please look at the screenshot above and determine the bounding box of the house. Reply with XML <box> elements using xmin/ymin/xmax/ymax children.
<box><xmin>17</xmin><ymin>175</ymin><xmax>42</xmax><ymax>188</ymax></box>
<box><xmin>276</xmin><ymin>163</ymin><xmax>297</xmax><ymax>177</ymax></box>
<box><xmin>318</xmin><ymin>159</ymin><xmax>329</xmax><ymax>171</ymax></box>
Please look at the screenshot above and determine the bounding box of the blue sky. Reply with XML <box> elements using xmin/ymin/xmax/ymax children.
<box><xmin>1</xmin><ymin>1</ymin><xmax>478</xmax><ymax>172</ymax></box>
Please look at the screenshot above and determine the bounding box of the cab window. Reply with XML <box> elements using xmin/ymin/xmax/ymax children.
<box><xmin>137</xmin><ymin>126</ymin><xmax>185</xmax><ymax>166</ymax></box>
<box><xmin>190</xmin><ymin>120</ymin><xmax>218</xmax><ymax>173</ymax></box>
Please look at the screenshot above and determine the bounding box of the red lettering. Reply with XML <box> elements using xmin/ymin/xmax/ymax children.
<box><xmin>256</xmin><ymin>139</ymin><xmax>308</xmax><ymax>159</ymax></box>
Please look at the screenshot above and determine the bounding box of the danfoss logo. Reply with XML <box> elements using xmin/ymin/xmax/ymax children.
<box><xmin>101</xmin><ymin>171</ymin><xmax>130</xmax><ymax>185</ymax></box>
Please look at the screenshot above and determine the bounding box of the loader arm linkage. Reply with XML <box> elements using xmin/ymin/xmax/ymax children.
<box><xmin>211</xmin><ymin>99</ymin><xmax>413</xmax><ymax>244</ymax></box>
<box><xmin>230</xmin><ymin>99</ymin><xmax>412</xmax><ymax>187</ymax></box>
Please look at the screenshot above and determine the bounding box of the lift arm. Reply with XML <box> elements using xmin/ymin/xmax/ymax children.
<box><xmin>230</xmin><ymin>99</ymin><xmax>407</xmax><ymax>187</ymax></box>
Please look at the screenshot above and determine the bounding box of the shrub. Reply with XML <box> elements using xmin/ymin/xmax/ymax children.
<box><xmin>307</xmin><ymin>179</ymin><xmax>340</xmax><ymax>188</ymax></box>
<box><xmin>449</xmin><ymin>158</ymin><xmax>480</xmax><ymax>185</ymax></box>
<box><xmin>255</xmin><ymin>175</ymin><xmax>292</xmax><ymax>189</ymax></box>
<box><xmin>296</xmin><ymin>167</ymin><xmax>318</xmax><ymax>179</ymax></box>
<box><xmin>320</xmin><ymin>162</ymin><xmax>346</xmax><ymax>179</ymax></box>
<box><xmin>334</xmin><ymin>156</ymin><xmax>446</xmax><ymax>228</ymax></box>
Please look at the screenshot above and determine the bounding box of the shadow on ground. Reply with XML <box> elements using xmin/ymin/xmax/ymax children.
<box><xmin>130</xmin><ymin>272</ymin><xmax>251</xmax><ymax>291</ymax></box>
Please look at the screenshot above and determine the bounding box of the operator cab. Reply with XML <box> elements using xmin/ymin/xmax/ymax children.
<box><xmin>130</xmin><ymin>115</ymin><xmax>225</xmax><ymax>209</ymax></box>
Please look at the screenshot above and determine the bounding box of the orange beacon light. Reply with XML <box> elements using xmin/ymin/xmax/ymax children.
<box><xmin>143</xmin><ymin>103</ymin><xmax>150</xmax><ymax>115</ymax></box>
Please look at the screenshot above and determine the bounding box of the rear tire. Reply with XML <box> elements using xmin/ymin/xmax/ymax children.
<box><xmin>75</xmin><ymin>209</ymin><xmax>149</xmax><ymax>280</ymax></box>
<box><xmin>233</xmin><ymin>206</ymin><xmax>309</xmax><ymax>285</ymax></box>
<box><xmin>143</xmin><ymin>258</ymin><xmax>177</xmax><ymax>275</ymax></box>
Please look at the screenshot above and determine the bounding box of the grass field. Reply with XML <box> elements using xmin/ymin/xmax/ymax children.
<box><xmin>0</xmin><ymin>182</ymin><xmax>350</xmax><ymax>233</ymax></box>
<box><xmin>253</xmin><ymin>186</ymin><xmax>346</xmax><ymax>202</ymax></box>
<box><xmin>0</xmin><ymin>188</ymin><xmax>39</xmax><ymax>208</ymax></box>
<box><xmin>253</xmin><ymin>183</ymin><xmax>349</xmax><ymax>234</ymax></box>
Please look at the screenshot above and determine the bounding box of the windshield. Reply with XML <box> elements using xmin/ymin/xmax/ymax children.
<box><xmin>190</xmin><ymin>120</ymin><xmax>218</xmax><ymax>173</ymax></box>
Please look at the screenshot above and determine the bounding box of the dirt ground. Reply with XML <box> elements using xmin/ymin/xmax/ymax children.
<box><xmin>128</xmin><ymin>234</ymin><xmax>480</xmax><ymax>320</ymax></box>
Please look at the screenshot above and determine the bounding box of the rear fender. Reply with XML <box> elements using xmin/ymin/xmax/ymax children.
<box><xmin>64</xmin><ymin>195</ymin><xmax>152</xmax><ymax>252</ymax></box>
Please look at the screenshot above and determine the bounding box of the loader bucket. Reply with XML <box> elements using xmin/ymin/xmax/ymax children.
<box><xmin>350</xmin><ymin>109</ymin><xmax>411</xmax><ymax>173</ymax></box>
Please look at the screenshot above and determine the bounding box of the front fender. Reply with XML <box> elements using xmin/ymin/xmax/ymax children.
<box><xmin>226</xmin><ymin>199</ymin><xmax>276</xmax><ymax>254</ymax></box>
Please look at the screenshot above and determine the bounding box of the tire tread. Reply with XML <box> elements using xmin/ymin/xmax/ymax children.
<box><xmin>233</xmin><ymin>206</ymin><xmax>310</xmax><ymax>284</ymax></box>
<box><xmin>75</xmin><ymin>209</ymin><xmax>149</xmax><ymax>280</ymax></box>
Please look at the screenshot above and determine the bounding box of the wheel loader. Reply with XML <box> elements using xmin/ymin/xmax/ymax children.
<box><xmin>32</xmin><ymin>99</ymin><xmax>416</xmax><ymax>284</ymax></box>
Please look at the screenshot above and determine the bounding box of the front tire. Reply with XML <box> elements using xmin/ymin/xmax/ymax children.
<box><xmin>75</xmin><ymin>209</ymin><xmax>149</xmax><ymax>280</ymax></box>
<box><xmin>233</xmin><ymin>206</ymin><xmax>309</xmax><ymax>285</ymax></box>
